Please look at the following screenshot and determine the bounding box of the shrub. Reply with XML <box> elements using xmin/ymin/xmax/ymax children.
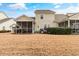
<box><xmin>46</xmin><ymin>27</ymin><xmax>72</xmax><ymax>35</ymax></box>
<box><xmin>0</xmin><ymin>30</ymin><xmax>11</xmax><ymax>33</ymax></box>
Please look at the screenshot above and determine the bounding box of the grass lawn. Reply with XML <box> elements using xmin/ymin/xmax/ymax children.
<box><xmin>0</xmin><ymin>33</ymin><xmax>79</xmax><ymax>56</ymax></box>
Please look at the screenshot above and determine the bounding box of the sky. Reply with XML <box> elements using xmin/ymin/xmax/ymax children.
<box><xmin>0</xmin><ymin>3</ymin><xmax>79</xmax><ymax>18</ymax></box>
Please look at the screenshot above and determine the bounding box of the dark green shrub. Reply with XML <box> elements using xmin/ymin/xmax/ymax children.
<box><xmin>0</xmin><ymin>30</ymin><xmax>11</xmax><ymax>33</ymax></box>
<box><xmin>46</xmin><ymin>28</ymin><xmax>72</xmax><ymax>35</ymax></box>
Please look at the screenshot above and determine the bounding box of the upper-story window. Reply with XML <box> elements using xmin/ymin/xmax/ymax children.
<box><xmin>40</xmin><ymin>15</ymin><xmax>43</xmax><ymax>19</ymax></box>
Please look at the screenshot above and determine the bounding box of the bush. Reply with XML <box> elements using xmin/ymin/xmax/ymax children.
<box><xmin>46</xmin><ymin>28</ymin><xmax>72</xmax><ymax>35</ymax></box>
<box><xmin>0</xmin><ymin>30</ymin><xmax>11</xmax><ymax>33</ymax></box>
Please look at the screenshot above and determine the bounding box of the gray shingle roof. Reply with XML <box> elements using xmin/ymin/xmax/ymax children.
<box><xmin>16</xmin><ymin>15</ymin><xmax>33</xmax><ymax>21</ymax></box>
<box><xmin>55</xmin><ymin>14</ymin><xmax>67</xmax><ymax>23</ymax></box>
<box><xmin>35</xmin><ymin>10</ymin><xmax>55</xmax><ymax>14</ymax></box>
<box><xmin>0</xmin><ymin>18</ymin><xmax>13</xmax><ymax>24</ymax></box>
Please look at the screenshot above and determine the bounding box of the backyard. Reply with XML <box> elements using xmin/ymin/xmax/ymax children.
<box><xmin>0</xmin><ymin>33</ymin><xmax>79</xmax><ymax>55</ymax></box>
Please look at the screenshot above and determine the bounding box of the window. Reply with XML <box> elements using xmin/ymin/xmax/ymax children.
<box><xmin>40</xmin><ymin>15</ymin><xmax>43</xmax><ymax>19</ymax></box>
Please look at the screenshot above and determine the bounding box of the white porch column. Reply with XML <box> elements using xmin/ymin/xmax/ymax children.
<box><xmin>68</xmin><ymin>20</ymin><xmax>70</xmax><ymax>28</ymax></box>
<box><xmin>32</xmin><ymin>22</ymin><xmax>34</xmax><ymax>33</ymax></box>
<box><xmin>21</xmin><ymin>22</ymin><xmax>22</xmax><ymax>34</ymax></box>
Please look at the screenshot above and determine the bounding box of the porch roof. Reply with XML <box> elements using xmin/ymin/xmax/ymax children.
<box><xmin>54</xmin><ymin>14</ymin><xmax>68</xmax><ymax>23</ymax></box>
<box><xmin>68</xmin><ymin>13</ymin><xmax>79</xmax><ymax>20</ymax></box>
<box><xmin>16</xmin><ymin>15</ymin><xmax>34</xmax><ymax>22</ymax></box>
<box><xmin>54</xmin><ymin>12</ymin><xmax>79</xmax><ymax>23</ymax></box>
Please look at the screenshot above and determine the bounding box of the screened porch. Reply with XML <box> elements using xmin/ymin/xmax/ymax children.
<box><xmin>13</xmin><ymin>21</ymin><xmax>33</xmax><ymax>34</ymax></box>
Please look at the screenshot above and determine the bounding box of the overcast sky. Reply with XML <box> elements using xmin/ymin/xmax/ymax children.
<box><xmin>0</xmin><ymin>3</ymin><xmax>79</xmax><ymax>18</ymax></box>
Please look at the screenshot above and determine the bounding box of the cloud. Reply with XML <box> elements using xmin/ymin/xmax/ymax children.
<box><xmin>0</xmin><ymin>3</ymin><xmax>2</xmax><ymax>6</ymax></box>
<box><xmin>77</xmin><ymin>3</ymin><xmax>79</xmax><ymax>6</ymax></box>
<box><xmin>9</xmin><ymin>3</ymin><xmax>27</xmax><ymax>10</ymax></box>
<box><xmin>53</xmin><ymin>5</ymin><xmax>79</xmax><ymax>14</ymax></box>
<box><xmin>53</xmin><ymin>3</ymin><xmax>63</xmax><ymax>9</ymax></box>
<box><xmin>66</xmin><ymin>6</ymin><xmax>79</xmax><ymax>12</ymax></box>
<box><xmin>54</xmin><ymin>5</ymin><xmax>61</xmax><ymax>8</ymax></box>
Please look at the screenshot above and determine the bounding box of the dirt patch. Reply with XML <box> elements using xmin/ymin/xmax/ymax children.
<box><xmin>0</xmin><ymin>33</ymin><xmax>79</xmax><ymax>55</ymax></box>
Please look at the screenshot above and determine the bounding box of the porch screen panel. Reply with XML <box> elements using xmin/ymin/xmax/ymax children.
<box><xmin>28</xmin><ymin>22</ymin><xmax>32</xmax><ymax>33</ymax></box>
<box><xmin>22</xmin><ymin>22</ymin><xmax>28</xmax><ymax>28</ymax></box>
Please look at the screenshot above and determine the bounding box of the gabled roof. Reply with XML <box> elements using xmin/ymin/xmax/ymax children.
<box><xmin>0</xmin><ymin>18</ymin><xmax>13</xmax><ymax>24</ymax></box>
<box><xmin>35</xmin><ymin>10</ymin><xmax>55</xmax><ymax>14</ymax></box>
<box><xmin>68</xmin><ymin>13</ymin><xmax>79</xmax><ymax>20</ymax></box>
<box><xmin>16</xmin><ymin>15</ymin><xmax>34</xmax><ymax>21</ymax></box>
<box><xmin>66</xmin><ymin>13</ymin><xmax>75</xmax><ymax>17</ymax></box>
<box><xmin>55</xmin><ymin>14</ymin><xmax>67</xmax><ymax>23</ymax></box>
<box><xmin>55</xmin><ymin>12</ymin><xmax>79</xmax><ymax>23</ymax></box>
<box><xmin>0</xmin><ymin>12</ymin><xmax>15</xmax><ymax>24</ymax></box>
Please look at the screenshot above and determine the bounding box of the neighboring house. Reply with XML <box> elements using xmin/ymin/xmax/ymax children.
<box><xmin>57</xmin><ymin>13</ymin><xmax>79</xmax><ymax>33</ymax></box>
<box><xmin>0</xmin><ymin>12</ymin><xmax>16</xmax><ymax>31</ymax></box>
<box><xmin>13</xmin><ymin>15</ymin><xmax>35</xmax><ymax>34</ymax></box>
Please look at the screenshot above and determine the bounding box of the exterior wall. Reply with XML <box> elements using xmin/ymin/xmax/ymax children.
<box><xmin>35</xmin><ymin>13</ymin><xmax>58</xmax><ymax>31</ymax></box>
<box><xmin>58</xmin><ymin>21</ymin><xmax>68</xmax><ymax>28</ymax></box>
<box><xmin>0</xmin><ymin>19</ymin><xmax>16</xmax><ymax>31</ymax></box>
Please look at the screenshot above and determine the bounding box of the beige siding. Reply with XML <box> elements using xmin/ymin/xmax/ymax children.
<box><xmin>35</xmin><ymin>13</ymin><xmax>58</xmax><ymax>31</ymax></box>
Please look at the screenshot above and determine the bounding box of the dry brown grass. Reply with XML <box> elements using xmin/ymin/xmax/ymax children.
<box><xmin>0</xmin><ymin>33</ymin><xmax>79</xmax><ymax>56</ymax></box>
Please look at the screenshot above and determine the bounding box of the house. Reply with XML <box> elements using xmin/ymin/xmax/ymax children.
<box><xmin>57</xmin><ymin>13</ymin><xmax>79</xmax><ymax>33</ymax></box>
<box><xmin>35</xmin><ymin>10</ymin><xmax>58</xmax><ymax>32</ymax></box>
<box><xmin>0</xmin><ymin>12</ymin><xmax>16</xmax><ymax>32</ymax></box>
